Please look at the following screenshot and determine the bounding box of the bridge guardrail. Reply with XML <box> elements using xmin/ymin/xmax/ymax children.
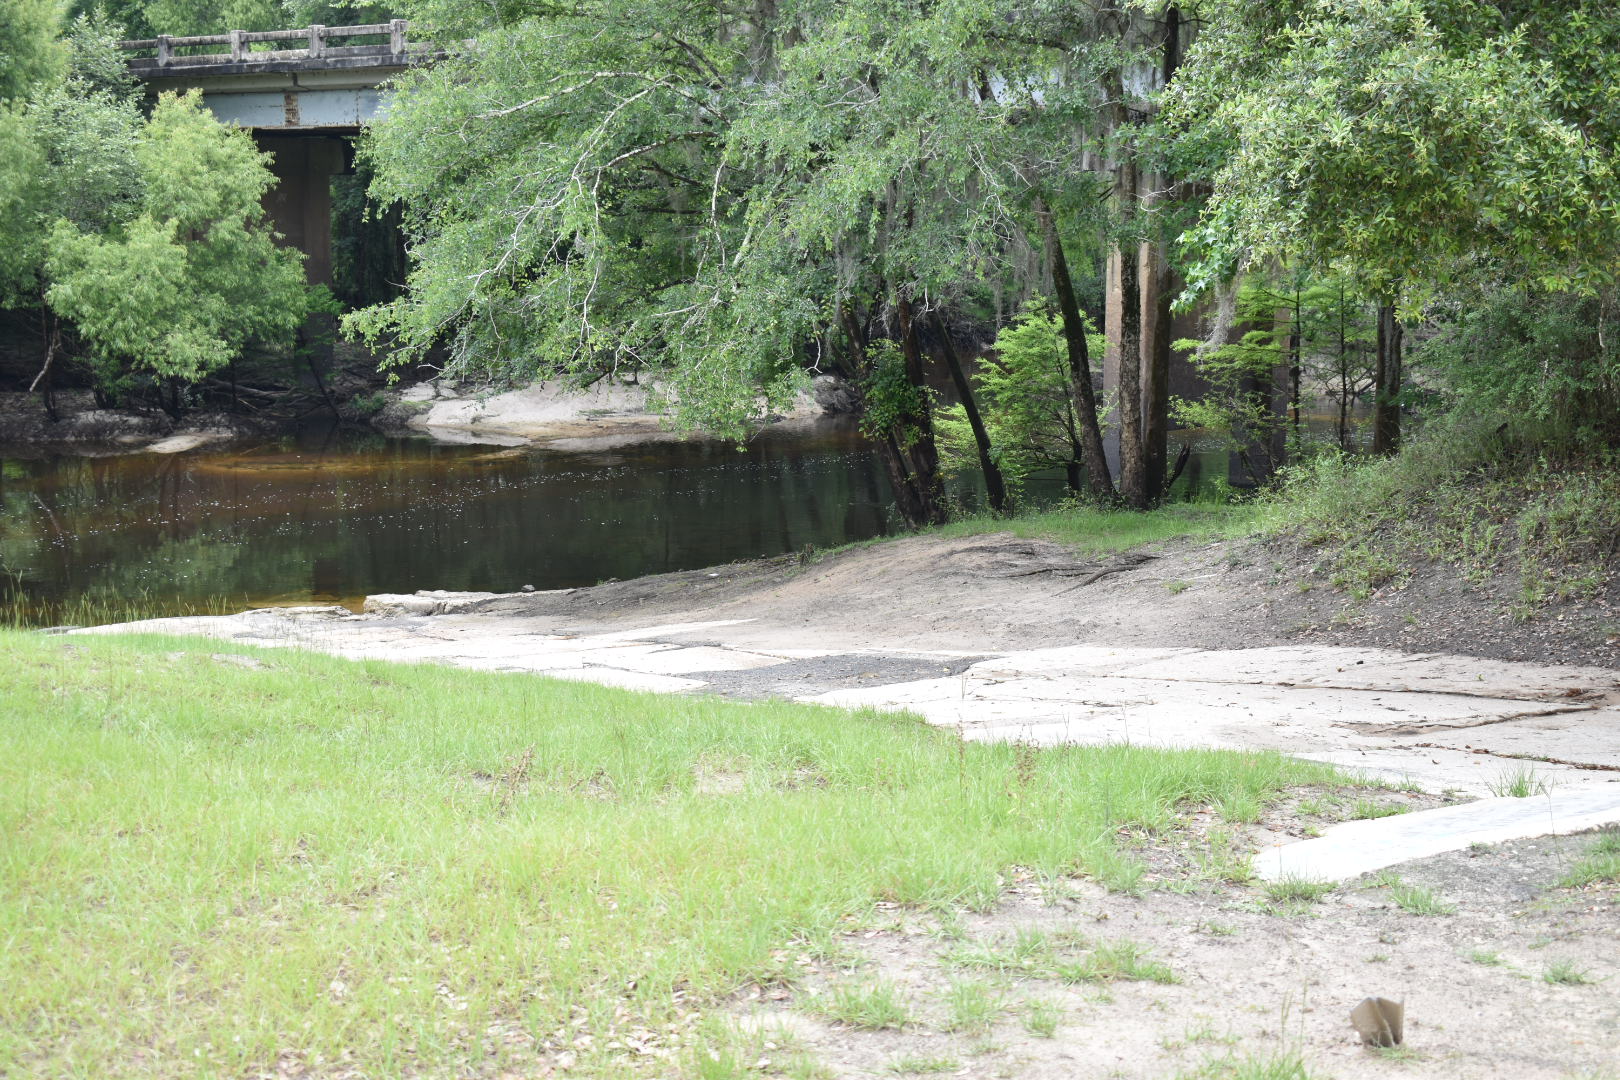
<box><xmin>119</xmin><ymin>21</ymin><xmax>415</xmax><ymax>70</ymax></box>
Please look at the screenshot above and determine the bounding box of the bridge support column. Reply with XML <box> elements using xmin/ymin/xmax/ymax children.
<box><xmin>255</xmin><ymin>134</ymin><xmax>348</xmax><ymax>286</ymax></box>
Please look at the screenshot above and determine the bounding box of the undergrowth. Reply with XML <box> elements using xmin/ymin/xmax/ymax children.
<box><xmin>1261</xmin><ymin>416</ymin><xmax>1620</xmax><ymax>613</ymax></box>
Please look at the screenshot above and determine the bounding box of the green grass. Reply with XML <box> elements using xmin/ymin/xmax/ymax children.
<box><xmin>1561</xmin><ymin>829</ymin><xmax>1620</xmax><ymax>888</ymax></box>
<box><xmin>1487</xmin><ymin>765</ymin><xmax>1551</xmax><ymax>798</ymax></box>
<box><xmin>1349</xmin><ymin>799</ymin><xmax>1409</xmax><ymax>820</ymax></box>
<box><xmin>0</xmin><ymin>630</ymin><xmax>1334</xmax><ymax>1078</ymax></box>
<box><xmin>811</xmin><ymin>980</ymin><xmax>913</xmax><ymax>1030</ymax></box>
<box><xmin>1543</xmin><ymin>959</ymin><xmax>1595</xmax><ymax>986</ymax></box>
<box><xmin>1054</xmin><ymin>939</ymin><xmax>1177</xmax><ymax>985</ymax></box>
<box><xmin>946</xmin><ymin>929</ymin><xmax>1174</xmax><ymax>985</ymax></box>
<box><xmin>928</xmin><ymin>501</ymin><xmax>1261</xmax><ymax>556</ymax></box>
<box><xmin>1022</xmin><ymin>998</ymin><xmax>1061</xmax><ymax>1038</ymax></box>
<box><xmin>1388</xmin><ymin>882</ymin><xmax>1457</xmax><ymax>916</ymax></box>
<box><xmin>940</xmin><ymin>979</ymin><xmax>1002</xmax><ymax>1033</ymax></box>
<box><xmin>1177</xmin><ymin>1049</ymin><xmax>1322</xmax><ymax>1079</ymax></box>
<box><xmin>887</xmin><ymin>1056</ymin><xmax>959</xmax><ymax>1074</ymax></box>
<box><xmin>1264</xmin><ymin>877</ymin><xmax>1335</xmax><ymax>904</ymax></box>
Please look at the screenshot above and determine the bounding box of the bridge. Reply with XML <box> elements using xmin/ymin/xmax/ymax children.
<box><xmin>119</xmin><ymin>23</ymin><xmax>430</xmax><ymax>285</ymax></box>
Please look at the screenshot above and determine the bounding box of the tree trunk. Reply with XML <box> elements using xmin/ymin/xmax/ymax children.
<box><xmin>1373</xmin><ymin>302</ymin><xmax>1403</xmax><ymax>454</ymax></box>
<box><xmin>1141</xmin><ymin>240</ymin><xmax>1171</xmax><ymax>497</ymax></box>
<box><xmin>1116</xmin><ymin>164</ymin><xmax>1147</xmax><ymax>508</ymax></box>
<box><xmin>1038</xmin><ymin>204</ymin><xmax>1116</xmax><ymax>502</ymax></box>
<box><xmin>895</xmin><ymin>297</ymin><xmax>947</xmax><ymax>526</ymax></box>
<box><xmin>931</xmin><ymin>311</ymin><xmax>1009</xmax><ymax>515</ymax></box>
<box><xmin>1142</xmin><ymin>7</ymin><xmax>1182</xmax><ymax>497</ymax></box>
<box><xmin>1289</xmin><ymin>290</ymin><xmax>1303</xmax><ymax>446</ymax></box>
<box><xmin>163</xmin><ymin>378</ymin><xmax>184</xmax><ymax>422</ymax></box>
<box><xmin>30</xmin><ymin>314</ymin><xmax>60</xmax><ymax>423</ymax></box>
<box><xmin>842</xmin><ymin>302</ymin><xmax>940</xmax><ymax>530</ymax></box>
<box><xmin>1336</xmin><ymin>286</ymin><xmax>1350</xmax><ymax>450</ymax></box>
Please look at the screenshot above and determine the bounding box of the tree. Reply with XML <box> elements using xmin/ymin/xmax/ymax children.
<box><xmin>0</xmin><ymin>0</ymin><xmax>64</xmax><ymax>103</ymax></box>
<box><xmin>1165</xmin><ymin>0</ymin><xmax>1620</xmax><ymax>449</ymax></box>
<box><xmin>45</xmin><ymin>91</ymin><xmax>309</xmax><ymax>410</ymax></box>
<box><xmin>937</xmin><ymin>303</ymin><xmax>1108</xmax><ymax>497</ymax></box>
<box><xmin>351</xmin><ymin>0</ymin><xmax>1172</xmax><ymax>523</ymax></box>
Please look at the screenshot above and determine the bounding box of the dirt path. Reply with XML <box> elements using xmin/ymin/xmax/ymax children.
<box><xmin>728</xmin><ymin>829</ymin><xmax>1619</xmax><ymax>1080</ymax></box>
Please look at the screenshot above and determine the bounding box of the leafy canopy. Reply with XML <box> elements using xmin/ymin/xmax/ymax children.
<box><xmin>1166</xmin><ymin>0</ymin><xmax>1620</xmax><ymax>303</ymax></box>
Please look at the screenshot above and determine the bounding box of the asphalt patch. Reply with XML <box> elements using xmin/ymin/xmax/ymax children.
<box><xmin>681</xmin><ymin>652</ymin><xmax>988</xmax><ymax>700</ymax></box>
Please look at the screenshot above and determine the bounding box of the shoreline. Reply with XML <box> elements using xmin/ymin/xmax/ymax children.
<box><xmin>67</xmin><ymin>529</ymin><xmax>1620</xmax><ymax>799</ymax></box>
<box><xmin>0</xmin><ymin>373</ymin><xmax>849</xmax><ymax>457</ymax></box>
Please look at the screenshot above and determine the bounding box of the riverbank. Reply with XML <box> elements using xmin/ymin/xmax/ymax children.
<box><xmin>0</xmin><ymin>390</ymin><xmax>274</xmax><ymax>455</ymax></box>
<box><xmin>73</xmin><ymin>528</ymin><xmax>1620</xmax><ymax>794</ymax></box>
<box><xmin>0</xmin><ymin>371</ymin><xmax>845</xmax><ymax>457</ymax></box>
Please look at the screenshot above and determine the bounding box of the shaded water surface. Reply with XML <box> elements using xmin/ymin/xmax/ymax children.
<box><xmin>0</xmin><ymin>421</ymin><xmax>893</xmax><ymax>618</ymax></box>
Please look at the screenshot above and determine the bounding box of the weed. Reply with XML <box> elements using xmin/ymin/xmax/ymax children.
<box><xmin>1366</xmin><ymin>954</ymin><xmax>1389</xmax><ymax>963</ymax></box>
<box><xmin>1022</xmin><ymin>999</ymin><xmax>1062</xmax><ymax>1038</ymax></box>
<box><xmin>1162</xmin><ymin>1022</ymin><xmax>1237</xmax><ymax>1051</ymax></box>
<box><xmin>1370</xmin><ymin>1045</ymin><xmax>1425</xmax><ymax>1062</ymax></box>
<box><xmin>1561</xmin><ymin>830</ymin><xmax>1620</xmax><ymax>888</ymax></box>
<box><xmin>1349</xmin><ymin>799</ymin><xmax>1408</xmax><ymax>820</ymax></box>
<box><xmin>887</xmin><ymin>1056</ymin><xmax>959</xmax><ymax>1074</ymax></box>
<box><xmin>1216</xmin><ymin>791</ymin><xmax>1263</xmax><ymax>825</ymax></box>
<box><xmin>1056</xmin><ymin>939</ymin><xmax>1177</xmax><ymax>985</ymax></box>
<box><xmin>1487</xmin><ymin>765</ymin><xmax>1551</xmax><ymax>798</ymax></box>
<box><xmin>941</xmin><ymin>980</ymin><xmax>1001</xmax><ymax>1034</ymax></box>
<box><xmin>1467</xmin><ymin>949</ymin><xmax>1505</xmax><ymax>966</ymax></box>
<box><xmin>1166</xmin><ymin>580</ymin><xmax>1191</xmax><ymax>595</ymax></box>
<box><xmin>1389</xmin><ymin>883</ymin><xmax>1457</xmax><ymax>916</ymax></box>
<box><xmin>1196</xmin><ymin>830</ymin><xmax>1257</xmax><ymax>884</ymax></box>
<box><xmin>947</xmin><ymin>927</ymin><xmax>1073</xmax><ymax>974</ymax></box>
<box><xmin>813</xmin><ymin>981</ymin><xmax>912</xmax><ymax>1030</ymax></box>
<box><xmin>1264</xmin><ymin>877</ymin><xmax>1335</xmax><ymax>904</ymax></box>
<box><xmin>1543</xmin><ymin>959</ymin><xmax>1595</xmax><ymax>986</ymax></box>
<box><xmin>1176</xmin><ymin>1049</ymin><xmax>1322</xmax><ymax>1079</ymax></box>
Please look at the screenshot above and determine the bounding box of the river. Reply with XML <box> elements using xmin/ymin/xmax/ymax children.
<box><xmin>0</xmin><ymin>420</ymin><xmax>900</xmax><ymax>622</ymax></box>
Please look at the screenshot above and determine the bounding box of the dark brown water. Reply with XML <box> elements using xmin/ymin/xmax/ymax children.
<box><xmin>0</xmin><ymin>420</ymin><xmax>895</xmax><ymax>619</ymax></box>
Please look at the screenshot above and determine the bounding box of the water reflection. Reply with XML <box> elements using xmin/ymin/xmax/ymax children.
<box><xmin>0</xmin><ymin>420</ymin><xmax>892</xmax><ymax>617</ymax></box>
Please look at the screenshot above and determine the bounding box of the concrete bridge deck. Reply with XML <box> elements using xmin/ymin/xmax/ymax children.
<box><xmin>120</xmin><ymin>23</ymin><xmax>433</xmax><ymax>284</ymax></box>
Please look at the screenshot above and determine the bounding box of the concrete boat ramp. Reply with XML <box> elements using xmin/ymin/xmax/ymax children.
<box><xmin>75</xmin><ymin>596</ymin><xmax>1620</xmax><ymax>882</ymax></box>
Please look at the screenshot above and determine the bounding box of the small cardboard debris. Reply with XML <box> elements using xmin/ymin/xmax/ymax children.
<box><xmin>1350</xmin><ymin>996</ymin><xmax>1404</xmax><ymax>1047</ymax></box>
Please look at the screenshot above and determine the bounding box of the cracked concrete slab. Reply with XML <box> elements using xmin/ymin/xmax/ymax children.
<box><xmin>1253</xmin><ymin>788</ymin><xmax>1620</xmax><ymax>882</ymax></box>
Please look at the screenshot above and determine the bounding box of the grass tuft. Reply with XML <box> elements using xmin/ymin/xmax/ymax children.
<box><xmin>887</xmin><ymin>1056</ymin><xmax>959</xmax><ymax>1074</ymax></box>
<box><xmin>1388</xmin><ymin>882</ymin><xmax>1457</xmax><ymax>916</ymax></box>
<box><xmin>941</xmin><ymin>980</ymin><xmax>1002</xmax><ymax>1033</ymax></box>
<box><xmin>1264</xmin><ymin>877</ymin><xmax>1335</xmax><ymax>904</ymax></box>
<box><xmin>1561</xmin><ymin>830</ymin><xmax>1620</xmax><ymax>888</ymax></box>
<box><xmin>1543</xmin><ymin>959</ymin><xmax>1595</xmax><ymax>986</ymax></box>
<box><xmin>1487</xmin><ymin>765</ymin><xmax>1551</xmax><ymax>798</ymax></box>
<box><xmin>812</xmin><ymin>981</ymin><xmax>913</xmax><ymax>1030</ymax></box>
<box><xmin>1022</xmin><ymin>998</ymin><xmax>1061</xmax><ymax>1038</ymax></box>
<box><xmin>1177</xmin><ymin>1049</ymin><xmax>1323</xmax><ymax>1079</ymax></box>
